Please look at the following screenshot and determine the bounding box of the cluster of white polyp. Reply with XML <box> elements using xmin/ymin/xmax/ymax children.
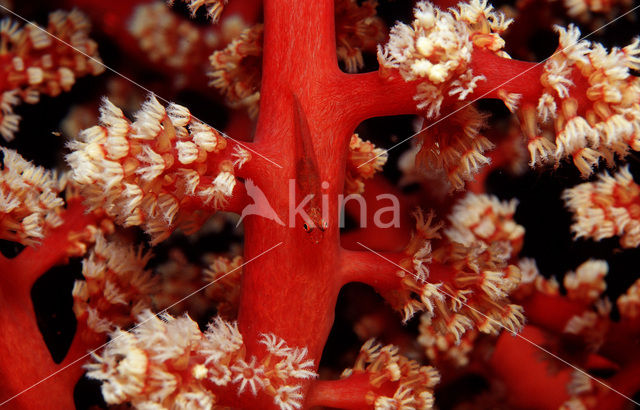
<box><xmin>86</xmin><ymin>311</ymin><xmax>317</xmax><ymax>409</ymax></box>
<box><xmin>564</xmin><ymin>166</ymin><xmax>640</xmax><ymax>248</ymax></box>
<box><xmin>72</xmin><ymin>232</ymin><xmax>157</xmax><ymax>338</ymax></box>
<box><xmin>0</xmin><ymin>10</ymin><xmax>104</xmax><ymax>141</ymax></box>
<box><xmin>341</xmin><ymin>339</ymin><xmax>440</xmax><ymax>410</ymax></box>
<box><xmin>377</xmin><ymin>0</ymin><xmax>511</xmax><ymax>118</ymax></box>
<box><xmin>67</xmin><ymin>95</ymin><xmax>248</xmax><ymax>244</ymax></box>
<box><xmin>526</xmin><ymin>25</ymin><xmax>640</xmax><ymax>175</ymax></box>
<box><xmin>345</xmin><ymin>134</ymin><xmax>388</xmax><ymax>195</ymax></box>
<box><xmin>389</xmin><ymin>194</ymin><xmax>525</xmax><ymax>345</ymax></box>
<box><xmin>0</xmin><ymin>147</ymin><xmax>66</xmax><ymax>246</ymax></box>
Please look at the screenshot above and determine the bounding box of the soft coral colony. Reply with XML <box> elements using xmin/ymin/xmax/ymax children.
<box><xmin>0</xmin><ymin>0</ymin><xmax>639</xmax><ymax>408</ymax></box>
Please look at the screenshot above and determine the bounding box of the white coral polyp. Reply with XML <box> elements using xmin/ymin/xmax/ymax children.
<box><xmin>379</xmin><ymin>2</ymin><xmax>472</xmax><ymax>84</ymax></box>
<box><xmin>86</xmin><ymin>313</ymin><xmax>319</xmax><ymax>408</ymax></box>
<box><xmin>86</xmin><ymin>311</ymin><xmax>217</xmax><ymax>407</ymax></box>
<box><xmin>377</xmin><ymin>1</ymin><xmax>500</xmax><ymax>117</ymax></box>
<box><xmin>66</xmin><ymin>95</ymin><xmax>238</xmax><ymax>244</ymax></box>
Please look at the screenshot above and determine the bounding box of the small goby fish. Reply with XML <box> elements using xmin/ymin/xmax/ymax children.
<box><xmin>292</xmin><ymin>93</ymin><xmax>328</xmax><ymax>243</ymax></box>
